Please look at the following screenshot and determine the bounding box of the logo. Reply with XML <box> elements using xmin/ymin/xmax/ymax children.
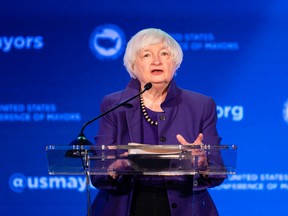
<box><xmin>283</xmin><ymin>99</ymin><xmax>288</xmax><ymax>124</ymax></box>
<box><xmin>217</xmin><ymin>105</ymin><xmax>244</xmax><ymax>121</ymax></box>
<box><xmin>9</xmin><ymin>173</ymin><xmax>90</xmax><ymax>193</ymax></box>
<box><xmin>0</xmin><ymin>36</ymin><xmax>44</xmax><ymax>52</ymax></box>
<box><xmin>0</xmin><ymin>103</ymin><xmax>81</xmax><ymax>122</ymax></box>
<box><xmin>9</xmin><ymin>173</ymin><xmax>27</xmax><ymax>193</ymax></box>
<box><xmin>89</xmin><ymin>24</ymin><xmax>126</xmax><ymax>60</ymax></box>
<box><xmin>169</xmin><ymin>32</ymin><xmax>239</xmax><ymax>52</ymax></box>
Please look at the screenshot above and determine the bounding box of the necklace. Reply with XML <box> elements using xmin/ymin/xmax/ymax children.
<box><xmin>140</xmin><ymin>93</ymin><xmax>158</xmax><ymax>126</ymax></box>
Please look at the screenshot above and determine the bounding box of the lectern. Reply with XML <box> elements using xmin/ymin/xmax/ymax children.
<box><xmin>46</xmin><ymin>144</ymin><xmax>237</xmax><ymax>215</ymax></box>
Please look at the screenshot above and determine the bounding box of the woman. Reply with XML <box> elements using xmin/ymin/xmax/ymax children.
<box><xmin>91</xmin><ymin>28</ymin><xmax>225</xmax><ymax>216</ymax></box>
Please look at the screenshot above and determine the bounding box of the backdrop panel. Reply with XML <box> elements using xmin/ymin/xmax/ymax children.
<box><xmin>1</xmin><ymin>1</ymin><xmax>288</xmax><ymax>215</ymax></box>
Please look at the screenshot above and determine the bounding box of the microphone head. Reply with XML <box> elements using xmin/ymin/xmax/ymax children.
<box><xmin>144</xmin><ymin>82</ymin><xmax>152</xmax><ymax>90</ymax></box>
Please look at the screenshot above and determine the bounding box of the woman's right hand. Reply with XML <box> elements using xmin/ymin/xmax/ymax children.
<box><xmin>108</xmin><ymin>152</ymin><xmax>129</xmax><ymax>179</ymax></box>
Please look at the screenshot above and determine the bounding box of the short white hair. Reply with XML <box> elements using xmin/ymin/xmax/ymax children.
<box><xmin>123</xmin><ymin>28</ymin><xmax>183</xmax><ymax>79</ymax></box>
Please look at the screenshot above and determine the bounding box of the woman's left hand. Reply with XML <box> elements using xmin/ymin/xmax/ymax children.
<box><xmin>176</xmin><ymin>133</ymin><xmax>208</xmax><ymax>168</ymax></box>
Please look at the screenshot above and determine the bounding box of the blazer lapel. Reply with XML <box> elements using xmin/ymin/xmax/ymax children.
<box><xmin>125</xmin><ymin>103</ymin><xmax>142</xmax><ymax>144</ymax></box>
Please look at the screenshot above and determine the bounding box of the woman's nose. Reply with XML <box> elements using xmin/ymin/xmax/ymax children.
<box><xmin>152</xmin><ymin>55</ymin><xmax>161</xmax><ymax>65</ymax></box>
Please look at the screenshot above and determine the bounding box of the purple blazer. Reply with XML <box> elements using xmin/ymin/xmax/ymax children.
<box><xmin>91</xmin><ymin>79</ymin><xmax>225</xmax><ymax>216</ymax></box>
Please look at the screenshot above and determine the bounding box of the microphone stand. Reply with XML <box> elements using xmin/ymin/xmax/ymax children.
<box><xmin>69</xmin><ymin>82</ymin><xmax>152</xmax><ymax>216</ymax></box>
<box><xmin>76</xmin><ymin>82</ymin><xmax>152</xmax><ymax>145</ymax></box>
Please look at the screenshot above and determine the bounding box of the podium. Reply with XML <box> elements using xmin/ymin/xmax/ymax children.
<box><xmin>46</xmin><ymin>144</ymin><xmax>237</xmax><ymax>215</ymax></box>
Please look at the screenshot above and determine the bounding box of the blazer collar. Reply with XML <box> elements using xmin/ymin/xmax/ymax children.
<box><xmin>120</xmin><ymin>78</ymin><xmax>178</xmax><ymax>107</ymax></box>
<box><xmin>121</xmin><ymin>78</ymin><xmax>178</xmax><ymax>143</ymax></box>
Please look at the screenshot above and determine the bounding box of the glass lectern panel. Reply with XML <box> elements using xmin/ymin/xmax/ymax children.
<box><xmin>46</xmin><ymin>144</ymin><xmax>237</xmax><ymax>176</ymax></box>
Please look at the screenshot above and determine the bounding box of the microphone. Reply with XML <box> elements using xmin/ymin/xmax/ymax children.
<box><xmin>70</xmin><ymin>82</ymin><xmax>152</xmax><ymax>146</ymax></box>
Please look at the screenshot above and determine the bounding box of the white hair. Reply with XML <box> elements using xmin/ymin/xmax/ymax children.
<box><xmin>123</xmin><ymin>28</ymin><xmax>183</xmax><ymax>78</ymax></box>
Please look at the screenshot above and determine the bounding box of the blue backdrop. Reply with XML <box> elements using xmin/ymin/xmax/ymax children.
<box><xmin>1</xmin><ymin>1</ymin><xmax>288</xmax><ymax>215</ymax></box>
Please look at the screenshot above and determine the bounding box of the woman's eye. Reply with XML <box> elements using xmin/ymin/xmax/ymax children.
<box><xmin>161</xmin><ymin>51</ymin><xmax>169</xmax><ymax>56</ymax></box>
<box><xmin>143</xmin><ymin>53</ymin><xmax>150</xmax><ymax>58</ymax></box>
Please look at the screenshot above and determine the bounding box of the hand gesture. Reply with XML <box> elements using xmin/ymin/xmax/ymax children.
<box><xmin>176</xmin><ymin>133</ymin><xmax>208</xmax><ymax>168</ymax></box>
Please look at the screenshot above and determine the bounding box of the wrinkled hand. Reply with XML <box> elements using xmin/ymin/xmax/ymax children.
<box><xmin>108</xmin><ymin>152</ymin><xmax>129</xmax><ymax>179</ymax></box>
<box><xmin>176</xmin><ymin>133</ymin><xmax>208</xmax><ymax>168</ymax></box>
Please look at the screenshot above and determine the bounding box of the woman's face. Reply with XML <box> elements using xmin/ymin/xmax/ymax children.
<box><xmin>132</xmin><ymin>42</ymin><xmax>176</xmax><ymax>88</ymax></box>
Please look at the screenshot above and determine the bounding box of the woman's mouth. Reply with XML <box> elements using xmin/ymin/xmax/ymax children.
<box><xmin>151</xmin><ymin>69</ymin><xmax>163</xmax><ymax>74</ymax></box>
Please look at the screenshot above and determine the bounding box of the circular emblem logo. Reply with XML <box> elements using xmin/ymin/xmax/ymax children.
<box><xmin>89</xmin><ymin>24</ymin><xmax>126</xmax><ymax>60</ymax></box>
<box><xmin>283</xmin><ymin>100</ymin><xmax>288</xmax><ymax>124</ymax></box>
